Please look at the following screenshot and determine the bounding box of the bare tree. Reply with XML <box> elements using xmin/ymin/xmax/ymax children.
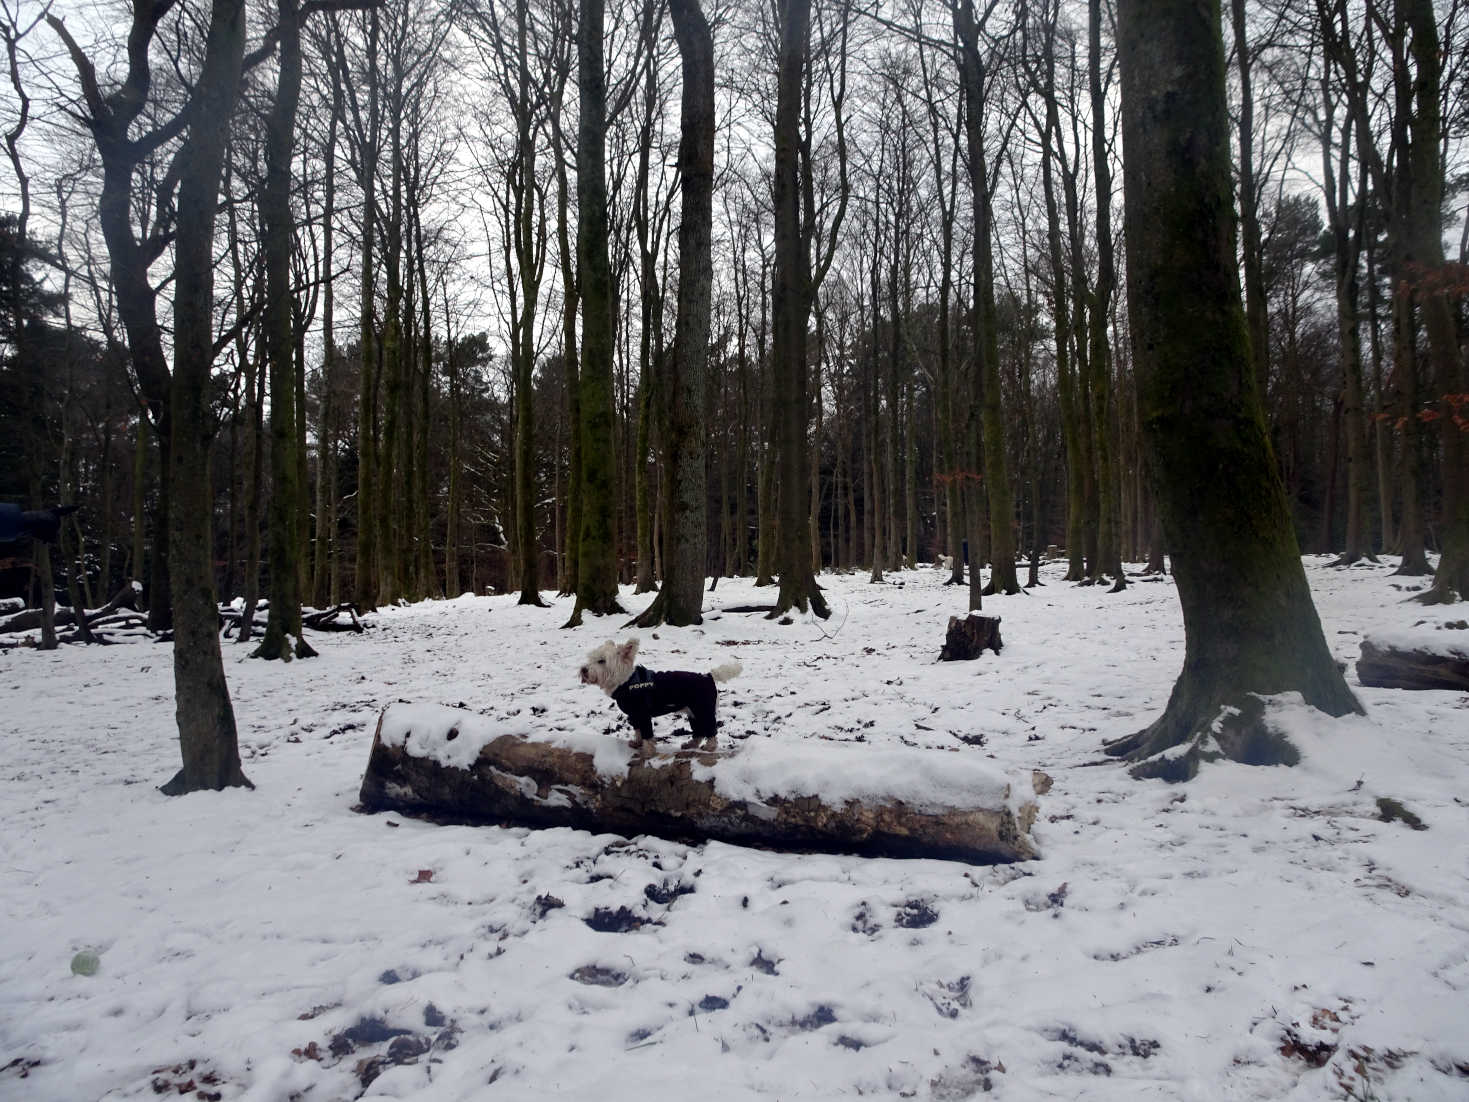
<box><xmin>631</xmin><ymin>0</ymin><xmax>714</xmax><ymax>627</ymax></box>
<box><xmin>565</xmin><ymin>0</ymin><xmax>625</xmax><ymax>625</ymax></box>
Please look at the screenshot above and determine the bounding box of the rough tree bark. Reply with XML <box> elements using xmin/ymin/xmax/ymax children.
<box><xmin>939</xmin><ymin>613</ymin><xmax>1003</xmax><ymax>661</ymax></box>
<box><xmin>1086</xmin><ymin>0</ymin><xmax>1124</xmax><ymax>593</ymax></box>
<box><xmin>500</xmin><ymin>0</ymin><xmax>549</xmax><ymax>609</ymax></box>
<box><xmin>632</xmin><ymin>0</ymin><xmax>713</xmax><ymax>628</ymax></box>
<box><xmin>348</xmin><ymin>11</ymin><xmax>382</xmax><ymax>612</ymax></box>
<box><xmin>565</xmin><ymin>0</ymin><xmax>623</xmax><ymax>626</ymax></box>
<box><xmin>953</xmin><ymin>0</ymin><xmax>1018</xmax><ymax>597</ymax></box>
<box><xmin>1320</xmin><ymin>89</ymin><xmax>1374</xmax><ymax>568</ymax></box>
<box><xmin>769</xmin><ymin>0</ymin><xmax>828</xmax><ymax>619</ymax></box>
<box><xmin>1105</xmin><ymin>0</ymin><xmax>1361</xmax><ymax>780</ymax></box>
<box><xmin>161</xmin><ymin>0</ymin><xmax>252</xmax><ymax>795</ymax></box>
<box><xmin>256</xmin><ymin>0</ymin><xmax>318</xmax><ymax>661</ymax></box>
<box><xmin>1026</xmin><ymin>3</ymin><xmax>1087</xmax><ymax>585</ymax></box>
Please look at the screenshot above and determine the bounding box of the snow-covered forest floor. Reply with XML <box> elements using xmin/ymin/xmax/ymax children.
<box><xmin>2</xmin><ymin>557</ymin><xmax>1467</xmax><ymax>1101</ymax></box>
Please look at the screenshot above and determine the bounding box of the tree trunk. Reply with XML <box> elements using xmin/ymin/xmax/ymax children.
<box><xmin>867</xmin><ymin>236</ymin><xmax>886</xmax><ymax>584</ymax></box>
<box><xmin>769</xmin><ymin>0</ymin><xmax>827</xmax><ymax>619</ymax></box>
<box><xmin>1401</xmin><ymin>0</ymin><xmax>1469</xmax><ymax>603</ymax></box>
<box><xmin>256</xmin><ymin>0</ymin><xmax>316</xmax><ymax>661</ymax></box>
<box><xmin>358</xmin><ymin>704</ymin><xmax>1039</xmax><ymax>865</ymax></box>
<box><xmin>238</xmin><ymin>331</ymin><xmax>265</xmax><ymax>642</ymax></box>
<box><xmin>551</xmin><ymin>95</ymin><xmax>581</xmax><ymax>596</ymax></box>
<box><xmin>509</xmin><ymin>11</ymin><xmax>547</xmax><ymax>609</ymax></box>
<box><xmin>1088</xmin><ymin>0</ymin><xmax>1124</xmax><ymax>592</ymax></box>
<box><xmin>954</xmin><ymin>0</ymin><xmax>1017</xmax><ymax>597</ymax></box>
<box><xmin>754</xmin><ymin>255</ymin><xmax>776</xmax><ymax>587</ymax></box>
<box><xmin>634</xmin><ymin>0</ymin><xmax>713</xmax><ymax>628</ymax></box>
<box><xmin>1106</xmin><ymin>0</ymin><xmax>1360</xmax><ymax>780</ymax></box>
<box><xmin>312</xmin><ymin>64</ymin><xmax>341</xmax><ymax>608</ymax></box>
<box><xmin>160</xmin><ymin>0</ymin><xmax>252</xmax><ymax>796</ymax></box>
<box><xmin>1035</xmin><ymin>27</ymin><xmax>1085</xmax><ymax>583</ymax></box>
<box><xmin>633</xmin><ymin>367</ymin><xmax>658</xmax><ymax>594</ymax></box>
<box><xmin>411</xmin><ymin>166</ymin><xmax>437</xmax><ymax>599</ymax></box>
<box><xmin>378</xmin><ymin>49</ymin><xmax>407</xmax><ymax>605</ymax></box>
<box><xmin>130</xmin><ymin>412</ymin><xmax>148</xmax><ymax>598</ymax></box>
<box><xmin>443</xmin><ymin>289</ymin><xmax>462</xmax><ymax>596</ymax></box>
<box><xmin>1365</xmin><ymin>235</ymin><xmax>1396</xmax><ymax>552</ymax></box>
<box><xmin>353</xmin><ymin>12</ymin><xmax>382</xmax><ymax>613</ymax></box>
<box><xmin>566</xmin><ymin>0</ymin><xmax>623</xmax><ymax>625</ymax></box>
<box><xmin>1323</xmin><ymin>92</ymin><xmax>1373</xmax><ymax>567</ymax></box>
<box><xmin>1230</xmin><ymin>0</ymin><xmax>1270</xmax><ymax>401</ymax></box>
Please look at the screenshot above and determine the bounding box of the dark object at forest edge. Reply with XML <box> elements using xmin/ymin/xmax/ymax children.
<box><xmin>939</xmin><ymin>614</ymin><xmax>1003</xmax><ymax>661</ymax></box>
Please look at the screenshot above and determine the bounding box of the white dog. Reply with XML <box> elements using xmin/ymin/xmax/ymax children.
<box><xmin>579</xmin><ymin>638</ymin><xmax>741</xmax><ymax>751</ymax></box>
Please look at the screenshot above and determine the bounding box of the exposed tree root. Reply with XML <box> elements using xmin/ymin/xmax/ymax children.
<box><xmin>160</xmin><ymin>764</ymin><xmax>254</xmax><ymax>796</ymax></box>
<box><xmin>770</xmin><ymin>570</ymin><xmax>830</xmax><ymax>620</ymax></box>
<box><xmin>1105</xmin><ymin>694</ymin><xmax>1304</xmax><ymax>782</ymax></box>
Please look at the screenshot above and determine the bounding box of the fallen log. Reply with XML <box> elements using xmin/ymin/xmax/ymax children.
<box><xmin>1357</xmin><ymin>637</ymin><xmax>1469</xmax><ymax>691</ymax></box>
<box><xmin>939</xmin><ymin>613</ymin><xmax>1003</xmax><ymax>660</ymax></box>
<box><xmin>303</xmin><ymin>603</ymin><xmax>365</xmax><ymax>633</ymax></box>
<box><xmin>0</xmin><ymin>584</ymin><xmax>139</xmax><ymax>636</ymax></box>
<box><xmin>358</xmin><ymin>703</ymin><xmax>1040</xmax><ymax>864</ymax></box>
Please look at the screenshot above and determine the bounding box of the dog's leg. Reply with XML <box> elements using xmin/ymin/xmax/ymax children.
<box><xmin>630</xmin><ymin>718</ymin><xmax>655</xmax><ymax>757</ymax></box>
<box><xmin>678</xmin><ymin>707</ymin><xmax>703</xmax><ymax>750</ymax></box>
<box><xmin>683</xmin><ymin>702</ymin><xmax>718</xmax><ymax>751</ymax></box>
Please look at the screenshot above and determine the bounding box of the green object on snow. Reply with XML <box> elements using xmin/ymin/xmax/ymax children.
<box><xmin>70</xmin><ymin>950</ymin><xmax>100</xmax><ymax>976</ymax></box>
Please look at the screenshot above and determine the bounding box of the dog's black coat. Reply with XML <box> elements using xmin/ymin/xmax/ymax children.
<box><xmin>610</xmin><ymin>665</ymin><xmax>719</xmax><ymax>744</ymax></box>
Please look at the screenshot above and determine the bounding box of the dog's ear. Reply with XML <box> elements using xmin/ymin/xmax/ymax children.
<box><xmin>618</xmin><ymin>638</ymin><xmax>640</xmax><ymax>663</ymax></box>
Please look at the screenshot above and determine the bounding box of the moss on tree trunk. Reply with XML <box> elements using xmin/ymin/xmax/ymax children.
<box><xmin>1109</xmin><ymin>0</ymin><xmax>1360</xmax><ymax>779</ymax></box>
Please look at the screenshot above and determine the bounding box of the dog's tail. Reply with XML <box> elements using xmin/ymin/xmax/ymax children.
<box><xmin>710</xmin><ymin>660</ymin><xmax>742</xmax><ymax>684</ymax></box>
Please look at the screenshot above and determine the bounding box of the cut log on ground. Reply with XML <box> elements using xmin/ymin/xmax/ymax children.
<box><xmin>358</xmin><ymin>703</ymin><xmax>1040</xmax><ymax>864</ymax></box>
<box><xmin>1357</xmin><ymin>638</ymin><xmax>1469</xmax><ymax>691</ymax></box>
<box><xmin>939</xmin><ymin>614</ymin><xmax>1003</xmax><ymax>660</ymax></box>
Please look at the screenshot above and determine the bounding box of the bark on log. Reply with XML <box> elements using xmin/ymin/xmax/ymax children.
<box><xmin>1357</xmin><ymin>638</ymin><xmax>1469</xmax><ymax>691</ymax></box>
<box><xmin>939</xmin><ymin>613</ymin><xmax>1003</xmax><ymax>660</ymax></box>
<box><xmin>358</xmin><ymin>703</ymin><xmax>1040</xmax><ymax>864</ymax></box>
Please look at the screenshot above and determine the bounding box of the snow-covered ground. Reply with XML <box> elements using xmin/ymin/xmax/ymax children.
<box><xmin>2</xmin><ymin>557</ymin><xmax>1467</xmax><ymax>1101</ymax></box>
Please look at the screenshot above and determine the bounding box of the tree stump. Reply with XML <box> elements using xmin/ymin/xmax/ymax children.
<box><xmin>357</xmin><ymin>703</ymin><xmax>1040</xmax><ymax>864</ymax></box>
<box><xmin>939</xmin><ymin>614</ymin><xmax>1003</xmax><ymax>661</ymax></box>
<box><xmin>1356</xmin><ymin>637</ymin><xmax>1469</xmax><ymax>691</ymax></box>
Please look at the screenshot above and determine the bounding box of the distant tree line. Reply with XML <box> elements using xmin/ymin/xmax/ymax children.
<box><xmin>0</xmin><ymin>0</ymin><xmax>1463</xmax><ymax>787</ymax></box>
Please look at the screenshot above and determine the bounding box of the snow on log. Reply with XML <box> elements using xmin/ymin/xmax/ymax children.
<box><xmin>0</xmin><ymin>584</ymin><xmax>138</xmax><ymax>636</ymax></box>
<box><xmin>357</xmin><ymin>703</ymin><xmax>1041</xmax><ymax>864</ymax></box>
<box><xmin>1357</xmin><ymin>633</ymin><xmax>1469</xmax><ymax>692</ymax></box>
